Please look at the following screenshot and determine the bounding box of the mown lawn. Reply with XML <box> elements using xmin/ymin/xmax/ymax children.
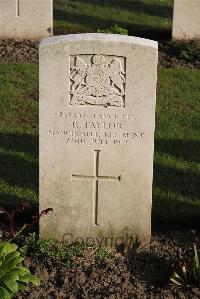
<box><xmin>53</xmin><ymin>0</ymin><xmax>173</xmax><ymax>39</ymax></box>
<box><xmin>0</xmin><ymin>64</ymin><xmax>199</xmax><ymax>229</ymax></box>
<box><xmin>0</xmin><ymin>64</ymin><xmax>38</xmax><ymax>207</ymax></box>
<box><xmin>154</xmin><ymin>67</ymin><xmax>200</xmax><ymax>229</ymax></box>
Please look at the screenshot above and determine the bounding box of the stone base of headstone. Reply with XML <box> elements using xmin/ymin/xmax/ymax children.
<box><xmin>0</xmin><ymin>0</ymin><xmax>53</xmax><ymax>40</ymax></box>
<box><xmin>172</xmin><ymin>0</ymin><xmax>200</xmax><ymax>40</ymax></box>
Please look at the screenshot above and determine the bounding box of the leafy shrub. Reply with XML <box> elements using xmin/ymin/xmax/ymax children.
<box><xmin>171</xmin><ymin>245</ymin><xmax>200</xmax><ymax>287</ymax></box>
<box><xmin>179</xmin><ymin>42</ymin><xmax>200</xmax><ymax>62</ymax></box>
<box><xmin>160</xmin><ymin>39</ymin><xmax>200</xmax><ymax>64</ymax></box>
<box><xmin>0</xmin><ymin>241</ymin><xmax>40</xmax><ymax>298</ymax></box>
<box><xmin>97</xmin><ymin>24</ymin><xmax>128</xmax><ymax>35</ymax></box>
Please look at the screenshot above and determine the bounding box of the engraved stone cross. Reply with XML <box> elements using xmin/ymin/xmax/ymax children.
<box><xmin>15</xmin><ymin>0</ymin><xmax>20</xmax><ymax>17</ymax></box>
<box><xmin>72</xmin><ymin>150</ymin><xmax>121</xmax><ymax>226</ymax></box>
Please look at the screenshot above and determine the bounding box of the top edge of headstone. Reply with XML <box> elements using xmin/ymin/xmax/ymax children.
<box><xmin>40</xmin><ymin>33</ymin><xmax>158</xmax><ymax>49</ymax></box>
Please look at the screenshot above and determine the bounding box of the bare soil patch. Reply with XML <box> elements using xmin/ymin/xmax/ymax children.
<box><xmin>15</xmin><ymin>230</ymin><xmax>200</xmax><ymax>299</ymax></box>
<box><xmin>0</xmin><ymin>39</ymin><xmax>38</xmax><ymax>63</ymax></box>
<box><xmin>0</xmin><ymin>39</ymin><xmax>200</xmax><ymax>70</ymax></box>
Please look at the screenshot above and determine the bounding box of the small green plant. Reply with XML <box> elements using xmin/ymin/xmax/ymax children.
<box><xmin>97</xmin><ymin>24</ymin><xmax>128</xmax><ymax>35</ymax></box>
<box><xmin>171</xmin><ymin>245</ymin><xmax>200</xmax><ymax>287</ymax></box>
<box><xmin>192</xmin><ymin>245</ymin><xmax>200</xmax><ymax>284</ymax></box>
<box><xmin>20</xmin><ymin>233</ymin><xmax>55</xmax><ymax>258</ymax></box>
<box><xmin>170</xmin><ymin>265</ymin><xmax>190</xmax><ymax>288</ymax></box>
<box><xmin>21</xmin><ymin>233</ymin><xmax>87</xmax><ymax>267</ymax></box>
<box><xmin>22</xmin><ymin>234</ymin><xmax>113</xmax><ymax>267</ymax></box>
<box><xmin>0</xmin><ymin>241</ymin><xmax>40</xmax><ymax>298</ymax></box>
<box><xmin>95</xmin><ymin>244</ymin><xmax>111</xmax><ymax>261</ymax></box>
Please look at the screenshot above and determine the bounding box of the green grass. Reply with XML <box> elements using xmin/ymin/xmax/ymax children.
<box><xmin>0</xmin><ymin>64</ymin><xmax>38</xmax><ymax>207</ymax></box>
<box><xmin>0</xmin><ymin>64</ymin><xmax>199</xmax><ymax>229</ymax></box>
<box><xmin>154</xmin><ymin>67</ymin><xmax>200</xmax><ymax>229</ymax></box>
<box><xmin>53</xmin><ymin>0</ymin><xmax>173</xmax><ymax>39</ymax></box>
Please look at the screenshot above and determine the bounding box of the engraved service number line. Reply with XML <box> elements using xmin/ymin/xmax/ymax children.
<box><xmin>72</xmin><ymin>150</ymin><xmax>121</xmax><ymax>226</ymax></box>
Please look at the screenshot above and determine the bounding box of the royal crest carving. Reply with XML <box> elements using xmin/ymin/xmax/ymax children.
<box><xmin>70</xmin><ymin>54</ymin><xmax>126</xmax><ymax>107</ymax></box>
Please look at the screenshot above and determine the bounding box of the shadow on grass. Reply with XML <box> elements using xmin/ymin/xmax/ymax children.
<box><xmin>154</xmin><ymin>162</ymin><xmax>200</xmax><ymax>200</ymax></box>
<box><xmin>0</xmin><ymin>132</ymin><xmax>38</xmax><ymax>157</ymax></box>
<box><xmin>0</xmin><ymin>132</ymin><xmax>38</xmax><ymax>208</ymax></box>
<box><xmin>155</xmin><ymin>139</ymin><xmax>200</xmax><ymax>164</ymax></box>
<box><xmin>152</xmin><ymin>192</ymin><xmax>200</xmax><ymax>230</ymax></box>
<box><xmin>54</xmin><ymin>7</ymin><xmax>172</xmax><ymax>40</ymax></box>
<box><xmin>153</xmin><ymin>138</ymin><xmax>200</xmax><ymax>230</ymax></box>
<box><xmin>74</xmin><ymin>0</ymin><xmax>173</xmax><ymax>19</ymax></box>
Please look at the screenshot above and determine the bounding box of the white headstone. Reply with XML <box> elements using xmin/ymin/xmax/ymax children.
<box><xmin>172</xmin><ymin>0</ymin><xmax>200</xmax><ymax>39</ymax></box>
<box><xmin>39</xmin><ymin>34</ymin><xmax>158</xmax><ymax>248</ymax></box>
<box><xmin>0</xmin><ymin>0</ymin><xmax>53</xmax><ymax>40</ymax></box>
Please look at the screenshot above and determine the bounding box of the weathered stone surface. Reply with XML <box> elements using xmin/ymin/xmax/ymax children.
<box><xmin>39</xmin><ymin>34</ymin><xmax>158</xmax><ymax>248</ymax></box>
<box><xmin>0</xmin><ymin>0</ymin><xmax>53</xmax><ymax>40</ymax></box>
<box><xmin>172</xmin><ymin>0</ymin><xmax>200</xmax><ymax>40</ymax></box>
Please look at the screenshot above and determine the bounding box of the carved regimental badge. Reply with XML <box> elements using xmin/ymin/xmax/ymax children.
<box><xmin>70</xmin><ymin>54</ymin><xmax>126</xmax><ymax>107</ymax></box>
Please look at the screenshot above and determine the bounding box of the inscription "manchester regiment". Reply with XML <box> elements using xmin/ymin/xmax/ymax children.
<box><xmin>70</xmin><ymin>54</ymin><xmax>126</xmax><ymax>107</ymax></box>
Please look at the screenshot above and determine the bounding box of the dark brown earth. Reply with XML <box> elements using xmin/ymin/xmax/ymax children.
<box><xmin>15</xmin><ymin>230</ymin><xmax>200</xmax><ymax>299</ymax></box>
<box><xmin>0</xmin><ymin>39</ymin><xmax>38</xmax><ymax>63</ymax></box>
<box><xmin>159</xmin><ymin>40</ymin><xmax>200</xmax><ymax>69</ymax></box>
<box><xmin>0</xmin><ymin>38</ymin><xmax>200</xmax><ymax>69</ymax></box>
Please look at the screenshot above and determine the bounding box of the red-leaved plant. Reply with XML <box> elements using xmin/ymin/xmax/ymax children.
<box><xmin>0</xmin><ymin>203</ymin><xmax>53</xmax><ymax>241</ymax></box>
